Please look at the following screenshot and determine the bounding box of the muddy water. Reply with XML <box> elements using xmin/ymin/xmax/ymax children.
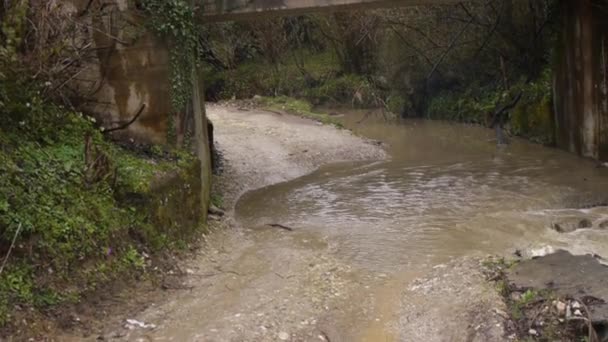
<box><xmin>96</xmin><ymin>109</ymin><xmax>608</xmax><ymax>342</ymax></box>
<box><xmin>238</xmin><ymin>116</ymin><xmax>608</xmax><ymax>269</ymax></box>
<box><xmin>235</xmin><ymin>114</ymin><xmax>608</xmax><ymax>339</ymax></box>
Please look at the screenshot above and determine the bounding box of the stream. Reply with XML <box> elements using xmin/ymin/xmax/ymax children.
<box><xmin>237</xmin><ymin>114</ymin><xmax>608</xmax><ymax>274</ymax></box>
<box><xmin>104</xmin><ymin>108</ymin><xmax>608</xmax><ymax>342</ymax></box>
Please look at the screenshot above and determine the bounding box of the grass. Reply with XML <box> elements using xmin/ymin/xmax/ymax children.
<box><xmin>259</xmin><ymin>96</ymin><xmax>343</xmax><ymax>128</ymax></box>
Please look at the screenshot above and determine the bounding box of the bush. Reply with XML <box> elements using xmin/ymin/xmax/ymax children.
<box><xmin>425</xmin><ymin>69</ymin><xmax>555</xmax><ymax>144</ymax></box>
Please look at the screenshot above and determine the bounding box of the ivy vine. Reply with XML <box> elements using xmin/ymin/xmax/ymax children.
<box><xmin>140</xmin><ymin>0</ymin><xmax>201</xmax><ymax>113</ymax></box>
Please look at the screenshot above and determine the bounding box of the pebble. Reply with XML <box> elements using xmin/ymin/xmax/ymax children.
<box><xmin>554</xmin><ymin>301</ymin><xmax>567</xmax><ymax>315</ymax></box>
<box><xmin>494</xmin><ymin>308</ymin><xmax>508</xmax><ymax>318</ymax></box>
<box><xmin>571</xmin><ymin>301</ymin><xmax>581</xmax><ymax>309</ymax></box>
<box><xmin>278</xmin><ymin>331</ymin><xmax>290</xmax><ymax>340</ymax></box>
<box><xmin>574</xmin><ymin>309</ymin><xmax>582</xmax><ymax>316</ymax></box>
<box><xmin>529</xmin><ymin>329</ymin><xmax>538</xmax><ymax>336</ymax></box>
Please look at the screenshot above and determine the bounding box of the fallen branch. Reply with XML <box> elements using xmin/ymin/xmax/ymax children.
<box><xmin>102</xmin><ymin>104</ymin><xmax>146</xmax><ymax>133</ymax></box>
<box><xmin>578</xmin><ymin>298</ymin><xmax>600</xmax><ymax>342</ymax></box>
<box><xmin>0</xmin><ymin>223</ymin><xmax>22</xmax><ymax>276</ymax></box>
<box><xmin>267</xmin><ymin>223</ymin><xmax>294</xmax><ymax>232</ymax></box>
<box><xmin>489</xmin><ymin>92</ymin><xmax>523</xmax><ymax>128</ymax></box>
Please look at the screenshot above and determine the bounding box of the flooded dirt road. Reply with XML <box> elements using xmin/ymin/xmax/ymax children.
<box><xmin>102</xmin><ymin>106</ymin><xmax>608</xmax><ymax>341</ymax></box>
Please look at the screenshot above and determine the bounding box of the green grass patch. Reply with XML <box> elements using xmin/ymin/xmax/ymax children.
<box><xmin>259</xmin><ymin>96</ymin><xmax>343</xmax><ymax>128</ymax></box>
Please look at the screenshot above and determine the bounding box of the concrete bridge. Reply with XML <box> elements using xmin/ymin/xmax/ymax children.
<box><xmin>198</xmin><ymin>0</ymin><xmax>460</xmax><ymax>21</ymax></box>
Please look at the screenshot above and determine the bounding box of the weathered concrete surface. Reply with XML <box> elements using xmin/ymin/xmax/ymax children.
<box><xmin>64</xmin><ymin>0</ymin><xmax>212</xmax><ymax>215</ymax></box>
<box><xmin>507</xmin><ymin>250</ymin><xmax>608</xmax><ymax>324</ymax></box>
<box><xmin>65</xmin><ymin>0</ymin><xmax>172</xmax><ymax>145</ymax></box>
<box><xmin>554</xmin><ymin>0</ymin><xmax>608</xmax><ymax>161</ymax></box>
<box><xmin>198</xmin><ymin>0</ymin><xmax>461</xmax><ymax>21</ymax></box>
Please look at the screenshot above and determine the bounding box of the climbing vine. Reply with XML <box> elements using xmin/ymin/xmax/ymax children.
<box><xmin>140</xmin><ymin>0</ymin><xmax>201</xmax><ymax>112</ymax></box>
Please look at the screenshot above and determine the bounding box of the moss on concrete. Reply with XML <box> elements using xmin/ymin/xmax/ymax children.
<box><xmin>511</xmin><ymin>95</ymin><xmax>555</xmax><ymax>145</ymax></box>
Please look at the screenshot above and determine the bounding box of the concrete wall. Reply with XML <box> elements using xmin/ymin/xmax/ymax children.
<box><xmin>554</xmin><ymin>0</ymin><xmax>608</xmax><ymax>160</ymax></box>
<box><xmin>65</xmin><ymin>0</ymin><xmax>212</xmax><ymax>214</ymax></box>
<box><xmin>65</xmin><ymin>0</ymin><xmax>172</xmax><ymax>145</ymax></box>
<box><xmin>198</xmin><ymin>0</ymin><xmax>460</xmax><ymax>21</ymax></box>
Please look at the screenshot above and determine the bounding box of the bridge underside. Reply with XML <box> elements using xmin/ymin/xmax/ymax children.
<box><xmin>198</xmin><ymin>0</ymin><xmax>460</xmax><ymax>22</ymax></box>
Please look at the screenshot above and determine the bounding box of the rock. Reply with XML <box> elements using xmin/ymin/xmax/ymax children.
<box><xmin>554</xmin><ymin>301</ymin><xmax>567</xmax><ymax>316</ymax></box>
<box><xmin>552</xmin><ymin>218</ymin><xmax>593</xmax><ymax>233</ymax></box>
<box><xmin>494</xmin><ymin>308</ymin><xmax>509</xmax><ymax>318</ymax></box>
<box><xmin>579</xmin><ymin>219</ymin><xmax>592</xmax><ymax>228</ymax></box>
<box><xmin>125</xmin><ymin>319</ymin><xmax>156</xmax><ymax>330</ymax></box>
<box><xmin>253</xmin><ymin>95</ymin><xmax>262</xmax><ymax>101</ymax></box>
<box><xmin>528</xmin><ymin>328</ymin><xmax>538</xmax><ymax>336</ymax></box>
<box><xmin>510</xmin><ymin>291</ymin><xmax>522</xmax><ymax>301</ymax></box>
<box><xmin>208</xmin><ymin>214</ymin><xmax>222</xmax><ymax>221</ymax></box>
<box><xmin>507</xmin><ymin>250</ymin><xmax>608</xmax><ymax>324</ymax></box>
<box><xmin>599</xmin><ymin>221</ymin><xmax>608</xmax><ymax>229</ymax></box>
<box><xmin>571</xmin><ymin>301</ymin><xmax>581</xmax><ymax>309</ymax></box>
<box><xmin>278</xmin><ymin>331</ymin><xmax>290</xmax><ymax>340</ymax></box>
<box><xmin>208</xmin><ymin>204</ymin><xmax>225</xmax><ymax>217</ymax></box>
<box><xmin>574</xmin><ymin>309</ymin><xmax>582</xmax><ymax>316</ymax></box>
<box><xmin>529</xmin><ymin>245</ymin><xmax>555</xmax><ymax>258</ymax></box>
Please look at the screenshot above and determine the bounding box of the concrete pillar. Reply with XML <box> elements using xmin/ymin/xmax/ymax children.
<box><xmin>192</xmin><ymin>68</ymin><xmax>212</xmax><ymax>221</ymax></box>
<box><xmin>554</xmin><ymin>0</ymin><xmax>608</xmax><ymax>160</ymax></box>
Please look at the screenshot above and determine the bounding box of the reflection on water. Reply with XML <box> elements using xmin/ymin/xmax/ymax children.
<box><xmin>236</xmin><ymin>115</ymin><xmax>608</xmax><ymax>274</ymax></box>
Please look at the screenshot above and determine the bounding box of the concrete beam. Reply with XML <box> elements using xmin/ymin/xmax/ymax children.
<box><xmin>198</xmin><ymin>0</ymin><xmax>461</xmax><ymax>22</ymax></box>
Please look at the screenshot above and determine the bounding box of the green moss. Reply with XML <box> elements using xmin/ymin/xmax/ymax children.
<box><xmin>386</xmin><ymin>93</ymin><xmax>407</xmax><ymax>115</ymax></box>
<box><xmin>211</xmin><ymin>194</ymin><xmax>224</xmax><ymax>208</ymax></box>
<box><xmin>510</xmin><ymin>96</ymin><xmax>554</xmax><ymax>145</ymax></box>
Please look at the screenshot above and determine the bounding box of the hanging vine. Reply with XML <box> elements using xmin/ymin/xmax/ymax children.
<box><xmin>139</xmin><ymin>0</ymin><xmax>201</xmax><ymax>113</ymax></box>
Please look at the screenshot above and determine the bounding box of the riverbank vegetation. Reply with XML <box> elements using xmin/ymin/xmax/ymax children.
<box><xmin>0</xmin><ymin>1</ymin><xmax>203</xmax><ymax>334</ymax></box>
<box><xmin>201</xmin><ymin>0</ymin><xmax>559</xmax><ymax>143</ymax></box>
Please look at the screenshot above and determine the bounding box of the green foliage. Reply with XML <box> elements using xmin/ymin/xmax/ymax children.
<box><xmin>210</xmin><ymin>194</ymin><xmax>224</xmax><ymax>209</ymax></box>
<box><xmin>204</xmin><ymin>51</ymin><xmax>387</xmax><ymax>112</ymax></box>
<box><xmin>0</xmin><ymin>67</ymin><xmax>199</xmax><ymax>326</ymax></box>
<box><xmin>140</xmin><ymin>0</ymin><xmax>200</xmax><ymax>112</ymax></box>
<box><xmin>518</xmin><ymin>289</ymin><xmax>539</xmax><ymax>305</ymax></box>
<box><xmin>204</xmin><ymin>51</ymin><xmax>342</xmax><ymax>100</ymax></box>
<box><xmin>510</xmin><ymin>70</ymin><xmax>555</xmax><ymax>145</ymax></box>
<box><xmin>386</xmin><ymin>94</ymin><xmax>407</xmax><ymax>115</ymax></box>
<box><xmin>305</xmin><ymin>74</ymin><xmax>375</xmax><ymax>106</ymax></box>
<box><xmin>426</xmin><ymin>70</ymin><xmax>555</xmax><ymax>145</ymax></box>
<box><xmin>0</xmin><ymin>1</ymin><xmax>28</xmax><ymax>68</ymax></box>
<box><xmin>426</xmin><ymin>85</ymin><xmax>501</xmax><ymax>124</ymax></box>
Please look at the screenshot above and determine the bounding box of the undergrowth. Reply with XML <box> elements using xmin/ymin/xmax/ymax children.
<box><xmin>426</xmin><ymin>69</ymin><xmax>554</xmax><ymax>144</ymax></box>
<box><xmin>203</xmin><ymin>51</ymin><xmax>386</xmax><ymax>109</ymax></box>
<box><xmin>0</xmin><ymin>73</ymin><xmax>198</xmax><ymax>328</ymax></box>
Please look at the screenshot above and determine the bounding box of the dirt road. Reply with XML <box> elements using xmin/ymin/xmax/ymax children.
<box><xmin>88</xmin><ymin>105</ymin><xmax>506</xmax><ymax>342</ymax></box>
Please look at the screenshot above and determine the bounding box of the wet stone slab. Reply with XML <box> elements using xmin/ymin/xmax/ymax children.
<box><xmin>507</xmin><ymin>250</ymin><xmax>608</xmax><ymax>324</ymax></box>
